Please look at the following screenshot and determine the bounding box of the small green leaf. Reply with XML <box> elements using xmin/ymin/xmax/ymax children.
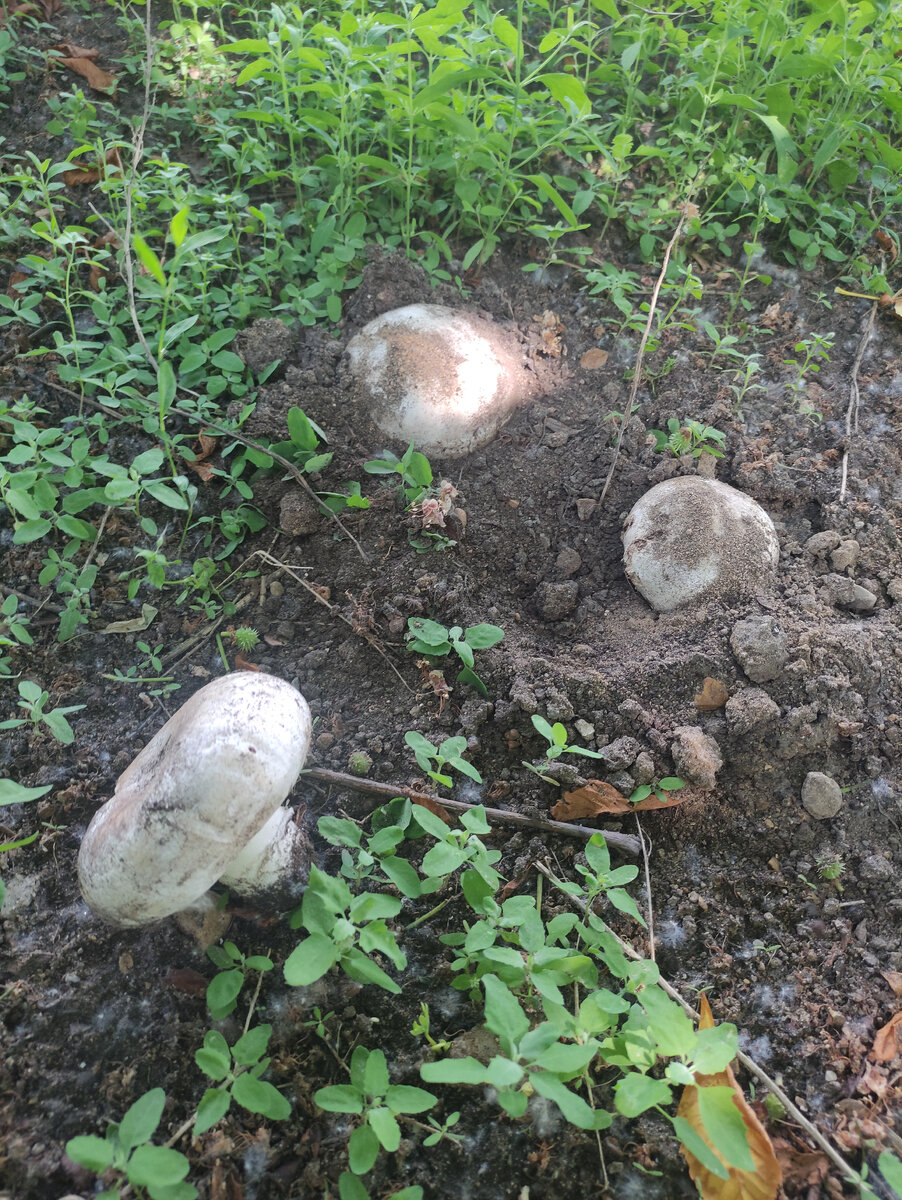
<box><xmin>284</xmin><ymin>933</ymin><xmax>339</xmax><ymax>986</ymax></box>
<box><xmin>118</xmin><ymin>1088</ymin><xmax>166</xmax><ymax>1152</ymax></box>
<box><xmin>697</xmin><ymin>1086</ymin><xmax>754</xmax><ymax>1170</ymax></box>
<box><xmin>232</xmin><ymin>1024</ymin><xmax>272</xmax><ymax>1067</ymax></box>
<box><xmin>672</xmin><ymin>1115</ymin><xmax>729</xmax><ymax>1180</ymax></box>
<box><xmin>0</xmin><ymin>780</ymin><xmax>51</xmax><ymax>807</ymax></box>
<box><xmin>338</xmin><ymin>1172</ymin><xmax>370</xmax><ymax>1200</ymax></box>
<box><xmin>384</xmin><ymin>1085</ymin><xmax>437</xmax><ymax>1115</ymax></box>
<box><xmin>64</xmin><ymin>1134</ymin><xmax>115</xmax><ymax>1174</ymax></box>
<box><xmin>614</xmin><ymin>1072</ymin><xmax>672</xmax><ymax>1117</ymax></box>
<box><xmin>127</xmin><ymin>1144</ymin><xmax>190</xmax><ymax>1188</ymax></box>
<box><xmin>231</xmin><ymin>1073</ymin><xmax>290</xmax><ymax>1119</ymax></box>
<box><xmin>420</xmin><ymin>1057</ymin><xmax>487</xmax><ymax>1085</ymax></box>
<box><xmin>483</xmin><ymin>974</ymin><xmax>530</xmax><ymax>1044</ymax></box>
<box><xmin>193</xmin><ymin>1088</ymin><xmax>231</xmax><ymax>1136</ymax></box>
<box><xmin>368</xmin><ymin>1105</ymin><xmax>401</xmax><ymax>1151</ymax></box>
<box><xmin>315</xmin><ymin>1084</ymin><xmax>364</xmax><ymax>1114</ymax></box>
<box><xmin>348</xmin><ymin>1122</ymin><xmax>380</xmax><ymax>1175</ymax></box>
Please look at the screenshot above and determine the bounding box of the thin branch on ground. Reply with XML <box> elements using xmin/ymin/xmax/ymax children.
<box><xmin>304</xmin><ymin>766</ymin><xmax>641</xmax><ymax>854</ymax></box>
<box><xmin>81</xmin><ymin>505</ymin><xmax>112</xmax><ymax>576</ymax></box>
<box><xmin>599</xmin><ymin>204</ymin><xmax>691</xmax><ymax>506</ymax></box>
<box><xmin>839</xmin><ymin>298</ymin><xmax>879</xmax><ymax>503</ymax></box>
<box><xmin>0</xmin><ymin>584</ymin><xmax>64</xmax><ymax>615</ymax></box>
<box><xmin>634</xmin><ymin>814</ymin><xmax>655</xmax><ymax>960</ymax></box>
<box><xmin>536</xmin><ymin>861</ymin><xmax>874</xmax><ymax>1193</ymax></box>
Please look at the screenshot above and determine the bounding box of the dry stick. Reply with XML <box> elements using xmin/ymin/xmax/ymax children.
<box><xmin>599</xmin><ymin>209</ymin><xmax>689</xmax><ymax>506</ymax></box>
<box><xmin>304</xmin><ymin>766</ymin><xmax>641</xmax><ymax>855</ymax></box>
<box><xmin>536</xmin><ymin>861</ymin><xmax>870</xmax><ymax>1193</ymax></box>
<box><xmin>838</xmin><ymin>299</ymin><xmax>879</xmax><ymax>503</ymax></box>
<box><xmin>0</xmin><ymin>583</ymin><xmax>64</xmax><ymax>615</ymax></box>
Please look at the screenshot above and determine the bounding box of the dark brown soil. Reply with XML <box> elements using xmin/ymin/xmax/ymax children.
<box><xmin>2</xmin><ymin>7</ymin><xmax>902</xmax><ymax>1200</ymax></box>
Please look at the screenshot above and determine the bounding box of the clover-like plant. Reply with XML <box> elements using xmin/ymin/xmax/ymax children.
<box><xmin>404</xmin><ymin>730</ymin><xmax>482</xmax><ymax>789</ymax></box>
<box><xmin>65</xmin><ymin>1088</ymin><xmax>196</xmax><ymax>1200</ymax></box>
<box><xmin>530</xmin><ymin>714</ymin><xmax>604</xmax><ymax>761</ymax></box>
<box><xmin>629</xmin><ymin>777</ymin><xmax>685</xmax><ymax>805</ymax></box>
<box><xmin>205</xmin><ymin>940</ymin><xmax>274</xmax><ymax>1020</ymax></box>
<box><xmin>317</xmin><ymin>814</ymin><xmax>426</xmax><ymax>898</ymax></box>
<box><xmin>364</xmin><ymin>440</ymin><xmax>433</xmax><ymax>506</ymax></box>
<box><xmin>194</xmin><ymin>1024</ymin><xmax>290</xmax><ymax>1135</ymax></box>
<box><xmin>405</xmin><ymin>616</ymin><xmax>505</xmax><ymax>697</ymax></box>
<box><xmin>315</xmin><ymin>1046</ymin><xmax>437</xmax><ymax>1176</ymax></box>
<box><xmin>650</xmin><ymin>418</ymin><xmax>726</xmax><ymax>459</ymax></box>
<box><xmin>0</xmin><ymin>679</ymin><xmax>85</xmax><ymax>744</ymax></box>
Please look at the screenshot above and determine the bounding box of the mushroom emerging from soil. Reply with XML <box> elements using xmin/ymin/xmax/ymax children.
<box><xmin>78</xmin><ymin>672</ymin><xmax>312</xmax><ymax>927</ymax></box>
<box><xmin>344</xmin><ymin>303</ymin><xmax>532</xmax><ymax>458</ymax></box>
<box><xmin>622</xmin><ymin>476</ymin><xmax>779</xmax><ymax>612</ymax></box>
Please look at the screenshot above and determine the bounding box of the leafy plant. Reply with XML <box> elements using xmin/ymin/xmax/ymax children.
<box><xmin>783</xmin><ymin>332</ymin><xmax>834</xmax><ymax>421</ymax></box>
<box><xmin>0</xmin><ymin>779</ymin><xmax>50</xmax><ymax>910</ymax></box>
<box><xmin>65</xmin><ymin>1088</ymin><xmax>196</xmax><ymax>1200</ymax></box>
<box><xmin>193</xmin><ymin>1024</ymin><xmax>290</xmax><ymax>1134</ymax></box>
<box><xmin>0</xmin><ymin>594</ymin><xmax>32</xmax><ymax>675</ymax></box>
<box><xmin>317</xmin><ymin>813</ymin><xmax>426</xmax><ymax>899</ymax></box>
<box><xmin>205</xmin><ymin>940</ymin><xmax>274</xmax><ymax>1021</ymax></box>
<box><xmin>411</xmin><ymin>1003</ymin><xmax>452</xmax><ymax>1056</ymax></box>
<box><xmin>364</xmin><ymin>441</ymin><xmax>433</xmax><ymax>507</ymax></box>
<box><xmin>629</xmin><ymin>778</ymin><xmax>686</xmax><ymax>805</ymax></box>
<box><xmin>404</xmin><ymin>730</ymin><xmax>482</xmax><ymax>790</ymax></box>
<box><xmin>650</xmin><ymin>419</ymin><xmax>727</xmax><ymax>460</ymax></box>
<box><xmin>314</xmin><ymin>1046</ymin><xmax>437</xmax><ymax>1176</ymax></box>
<box><xmin>529</xmin><ymin>715</ymin><xmax>604</xmax><ymax>762</ymax></box>
<box><xmin>405</xmin><ymin>617</ymin><xmax>505</xmax><ymax>698</ymax></box>
<box><xmin>0</xmin><ymin>680</ymin><xmax>85</xmax><ymax>745</ymax></box>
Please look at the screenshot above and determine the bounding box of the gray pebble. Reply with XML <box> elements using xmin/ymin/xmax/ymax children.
<box><xmin>801</xmin><ymin>771</ymin><xmax>843</xmax><ymax>819</ymax></box>
<box><xmin>536</xmin><ymin>580</ymin><xmax>579</xmax><ymax>621</ymax></box>
<box><xmin>730</xmin><ymin>616</ymin><xmax>789</xmax><ymax>682</ymax></box>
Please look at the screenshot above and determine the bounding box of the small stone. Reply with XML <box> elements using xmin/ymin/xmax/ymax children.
<box><xmin>801</xmin><ymin>772</ymin><xmax>843</xmax><ymax>819</ymax></box>
<box><xmin>536</xmin><ymin>580</ymin><xmax>579</xmax><ymax>621</ymax></box>
<box><xmin>671</xmin><ymin>726</ymin><xmax>723</xmax><ymax>790</ymax></box>
<box><xmin>860</xmin><ymin>854</ymin><xmax>893</xmax><ymax>881</ymax></box>
<box><xmin>598</xmin><ymin>736</ymin><xmax>641</xmax><ymax>771</ymax></box>
<box><xmin>633</xmin><ymin>751</ymin><xmax>655</xmax><ymax>785</ymax></box>
<box><xmin>805</xmin><ymin>530</ymin><xmax>840</xmax><ymax>557</ymax></box>
<box><xmin>574</xmin><ymin>718</ymin><xmax>595</xmax><ymax>740</ymax></box>
<box><xmin>846</xmin><ymin>585</ymin><xmax>878</xmax><ymax>612</ymax></box>
<box><xmin>730</xmin><ymin>616</ymin><xmax>789</xmax><ymax>682</ymax></box>
<box><xmin>725</xmin><ymin>688</ymin><xmax>780</xmax><ymax>735</ymax></box>
<box><xmin>830</xmin><ymin>539</ymin><xmax>860</xmax><ymax>572</ymax></box>
<box><xmin>555</xmin><ymin>547</ymin><xmax>582</xmax><ymax>577</ymax></box>
<box><xmin>279</xmin><ymin>489</ymin><xmax>320</xmax><ymax>537</ymax></box>
<box><xmin>887</xmin><ymin>579</ymin><xmax>902</xmax><ymax>603</ymax></box>
<box><xmin>576</xmin><ymin>498</ymin><xmax>597</xmax><ymax>521</ymax></box>
<box><xmin>316</xmin><ymin>732</ymin><xmax>335</xmax><ymax>751</ymax></box>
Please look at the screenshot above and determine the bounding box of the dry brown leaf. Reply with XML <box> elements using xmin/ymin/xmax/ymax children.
<box><xmin>875</xmin><ymin>230</ymin><xmax>899</xmax><ymax>262</ymax></box>
<box><xmin>209</xmin><ymin>1158</ymin><xmax>244</xmax><ymax>1200</ymax></box>
<box><xmin>772</xmin><ymin>1138</ymin><xmax>829</xmax><ymax>1190</ymax></box>
<box><xmin>7</xmin><ymin>269</ymin><xmax>27</xmax><ymax>298</ymax></box>
<box><xmin>64</xmin><ymin>147</ymin><xmax>123</xmax><ymax>187</ymax></box>
<box><xmin>881</xmin><ymin>970</ymin><xmax>902</xmax><ymax>998</ymax></box>
<box><xmin>0</xmin><ymin>0</ymin><xmax>58</xmax><ymax>27</ymax></box>
<box><xmin>677</xmin><ymin>993</ymin><xmax>782</xmax><ymax>1200</ymax></box>
<box><xmin>233</xmin><ymin>654</ymin><xmax>260</xmax><ymax>672</ymax></box>
<box><xmin>52</xmin><ymin>41</ymin><xmax>100</xmax><ymax>59</ymax></box>
<box><xmin>695</xmin><ymin>677</ymin><xmax>729</xmax><ymax>711</ymax></box>
<box><xmin>56</xmin><ymin>56</ymin><xmax>116</xmax><ymax>94</ymax></box>
<box><xmin>580</xmin><ymin>347</ymin><xmax>609</xmax><ymax>370</ymax></box>
<box><xmin>412</xmin><ymin>795</ymin><xmax>452</xmax><ymax>824</ymax></box>
<box><xmin>552</xmin><ymin>779</ymin><xmax>690</xmax><ymax>820</ymax></box>
<box><xmin>164</xmin><ymin>967</ymin><xmax>209</xmax><ymax>996</ymax></box>
<box><xmin>870</xmin><ymin>1011</ymin><xmax>902</xmax><ymax>1062</ymax></box>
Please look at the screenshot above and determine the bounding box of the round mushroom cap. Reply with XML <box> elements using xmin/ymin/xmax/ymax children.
<box><xmin>344</xmin><ymin>303</ymin><xmax>530</xmax><ymax>458</ymax></box>
<box><xmin>622</xmin><ymin>477</ymin><xmax>779</xmax><ymax>612</ymax></box>
<box><xmin>78</xmin><ymin>672</ymin><xmax>311</xmax><ymax>927</ymax></box>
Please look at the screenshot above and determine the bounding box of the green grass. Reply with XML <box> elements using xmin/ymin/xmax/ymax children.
<box><xmin>0</xmin><ymin>0</ymin><xmax>899</xmax><ymax>640</ymax></box>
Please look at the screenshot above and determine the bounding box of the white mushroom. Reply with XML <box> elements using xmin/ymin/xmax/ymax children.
<box><xmin>344</xmin><ymin>303</ymin><xmax>533</xmax><ymax>458</ymax></box>
<box><xmin>78</xmin><ymin>672</ymin><xmax>312</xmax><ymax>927</ymax></box>
<box><xmin>622</xmin><ymin>477</ymin><xmax>779</xmax><ymax>612</ymax></box>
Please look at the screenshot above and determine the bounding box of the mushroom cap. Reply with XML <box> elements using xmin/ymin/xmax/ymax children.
<box><xmin>78</xmin><ymin>672</ymin><xmax>311</xmax><ymax>927</ymax></box>
<box><xmin>621</xmin><ymin>477</ymin><xmax>779</xmax><ymax>612</ymax></box>
<box><xmin>344</xmin><ymin>303</ymin><xmax>530</xmax><ymax>458</ymax></box>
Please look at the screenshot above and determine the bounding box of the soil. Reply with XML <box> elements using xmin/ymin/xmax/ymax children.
<box><xmin>2</xmin><ymin>8</ymin><xmax>902</xmax><ymax>1200</ymax></box>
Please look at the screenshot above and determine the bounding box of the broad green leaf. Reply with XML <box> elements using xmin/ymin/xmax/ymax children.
<box><xmin>463</xmin><ymin>624</ymin><xmax>505</xmax><ymax>649</ymax></box>
<box><xmin>363</xmin><ymin>1049</ymin><xmax>390</xmax><ymax>1099</ymax></box>
<box><xmin>315</xmin><ymin>1084</ymin><xmax>364</xmax><ymax>1114</ymax></box>
<box><xmin>692</xmin><ymin>1024</ymin><xmax>739</xmax><ymax>1074</ymax></box>
<box><xmin>534</xmin><ymin>1041</ymin><xmax>599</xmax><ymax>1076</ymax></box>
<box><xmin>639</xmin><ymin>987</ymin><xmax>694</xmax><ymax>1056</ymax></box>
<box><xmin>538</xmin><ymin>72</ymin><xmax>590</xmax><ymax>114</ymax></box>
<box><xmin>169</xmin><ymin>207</ymin><xmax>189</xmax><ymax>249</ymax></box>
<box><xmin>193</xmin><ymin>1087</ymin><xmax>231</xmax><ymax>1136</ymax></box>
<box><xmin>614</xmin><ymin>1071</ymin><xmax>672</xmax><ymax>1117</ymax></box>
<box><xmin>483</xmin><ymin>974</ymin><xmax>530</xmax><ymax>1044</ymax></box>
<box><xmin>0</xmin><ymin>780</ymin><xmax>51</xmax><ymax>807</ymax></box>
<box><xmin>697</xmin><ymin>1086</ymin><xmax>754</xmax><ymax>1170</ymax></box>
<box><xmin>284</xmin><ymin>933</ymin><xmax>339</xmax><ymax>986</ymax></box>
<box><xmin>118</xmin><ymin>1088</ymin><xmax>166</xmax><ymax>1152</ymax></box>
<box><xmin>485</xmin><ymin>1056</ymin><xmax>525</xmax><ymax>1089</ymax></box>
<box><xmin>232</xmin><ymin>1024</ymin><xmax>271</xmax><ymax>1067</ymax></box>
<box><xmin>232</xmin><ymin>1073</ymin><xmax>290</xmax><ymax>1119</ymax></box>
<box><xmin>530</xmin><ymin>1071</ymin><xmax>611</xmax><ymax>1130</ymax></box>
<box><xmin>340</xmin><ymin>946</ymin><xmax>402</xmax><ymax>994</ymax></box>
<box><xmin>13</xmin><ymin>518</ymin><xmax>52</xmax><ymax>544</ymax></box>
<box><xmin>206</xmin><ymin>969</ymin><xmax>243</xmax><ymax>1017</ymax></box>
<box><xmin>527</xmin><ymin>174</ymin><xmax>579</xmax><ymax>227</ymax></box>
<box><xmin>348</xmin><ymin>1123</ymin><xmax>380</xmax><ymax>1175</ymax></box>
<box><xmin>64</xmin><ymin>1134</ymin><xmax>115</xmax><ymax>1173</ymax></box>
<box><xmin>420</xmin><ymin>1057</ymin><xmax>487</xmax><ymax>1085</ymax></box>
<box><xmin>368</xmin><ymin>1105</ymin><xmax>401</xmax><ymax>1151</ymax></box>
<box><xmin>133</xmin><ymin>235</ymin><xmax>166</xmax><ymax>287</ymax></box>
<box><xmin>672</xmin><ymin>1115</ymin><xmax>729</xmax><ymax>1181</ymax></box>
<box><xmin>338</xmin><ymin>1171</ymin><xmax>370</xmax><ymax>1200</ymax></box>
<box><xmin>127</xmin><ymin>1144</ymin><xmax>190</xmax><ymax>1188</ymax></box>
<box><xmin>878</xmin><ymin>1150</ymin><xmax>902</xmax><ymax>1196</ymax></box>
<box><xmin>384</xmin><ymin>1085</ymin><xmax>437</xmax><ymax>1115</ymax></box>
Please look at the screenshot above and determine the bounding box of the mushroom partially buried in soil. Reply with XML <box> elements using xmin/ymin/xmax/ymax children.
<box><xmin>622</xmin><ymin>476</ymin><xmax>779</xmax><ymax>613</ymax></box>
<box><xmin>344</xmin><ymin>303</ymin><xmax>532</xmax><ymax>458</ymax></box>
<box><xmin>78</xmin><ymin>672</ymin><xmax>312</xmax><ymax>927</ymax></box>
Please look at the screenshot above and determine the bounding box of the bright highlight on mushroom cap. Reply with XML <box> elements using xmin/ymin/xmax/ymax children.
<box><xmin>622</xmin><ymin>476</ymin><xmax>779</xmax><ymax>613</ymax></box>
<box><xmin>344</xmin><ymin>303</ymin><xmax>531</xmax><ymax>458</ymax></box>
<box><xmin>77</xmin><ymin>672</ymin><xmax>312</xmax><ymax>927</ymax></box>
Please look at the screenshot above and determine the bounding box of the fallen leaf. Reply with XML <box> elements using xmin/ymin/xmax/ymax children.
<box><xmin>101</xmin><ymin>603</ymin><xmax>158</xmax><ymax>634</ymax></box>
<box><xmin>56</xmin><ymin>56</ymin><xmax>116</xmax><ymax>94</ymax></box>
<box><xmin>575</xmin><ymin>497</ymin><xmax>597</xmax><ymax>520</ymax></box>
<box><xmin>580</xmin><ymin>347</ymin><xmax>609</xmax><ymax>369</ymax></box>
<box><xmin>553</xmin><ymin>779</ymin><xmax>690</xmax><ymax>820</ymax></box>
<box><xmin>7</xmin><ymin>270</ymin><xmax>27</xmax><ymax>298</ymax></box>
<box><xmin>209</xmin><ymin>1159</ymin><xmax>244</xmax><ymax>1200</ymax></box>
<box><xmin>412</xmin><ymin>795</ymin><xmax>452</xmax><ymax>823</ymax></box>
<box><xmin>52</xmin><ymin>41</ymin><xmax>100</xmax><ymax>59</ymax></box>
<box><xmin>677</xmin><ymin>993</ymin><xmax>782</xmax><ymax>1200</ymax></box>
<box><xmin>870</xmin><ymin>1011</ymin><xmax>902</xmax><ymax>1062</ymax></box>
<box><xmin>186</xmin><ymin>459</ymin><xmax>215</xmax><ymax>482</ymax></box>
<box><xmin>234</xmin><ymin>654</ymin><xmax>260</xmax><ymax>672</ymax></box>
<box><xmin>164</xmin><ymin>967</ymin><xmax>209</xmax><ymax>996</ymax></box>
<box><xmin>695</xmin><ymin>677</ymin><xmax>729</xmax><ymax>711</ymax></box>
<box><xmin>63</xmin><ymin>146</ymin><xmax>122</xmax><ymax>187</ymax></box>
<box><xmin>881</xmin><ymin>970</ymin><xmax>902</xmax><ymax>998</ymax></box>
<box><xmin>0</xmin><ymin>0</ymin><xmax>58</xmax><ymax>27</ymax></box>
<box><xmin>875</xmin><ymin>230</ymin><xmax>898</xmax><ymax>262</ymax></box>
<box><xmin>772</xmin><ymin>1138</ymin><xmax>829</xmax><ymax>1190</ymax></box>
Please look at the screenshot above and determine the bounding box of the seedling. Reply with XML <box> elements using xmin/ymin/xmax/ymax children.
<box><xmin>0</xmin><ymin>779</ymin><xmax>50</xmax><ymax>910</ymax></box>
<box><xmin>530</xmin><ymin>715</ymin><xmax>604</xmax><ymax>761</ymax></box>
<box><xmin>404</xmin><ymin>730</ymin><xmax>482</xmax><ymax>789</ymax></box>
<box><xmin>318</xmin><ymin>813</ymin><xmax>425</xmax><ymax>898</ymax></box>
<box><xmin>364</xmin><ymin>441</ymin><xmax>433</xmax><ymax>506</ymax></box>
<box><xmin>411</xmin><ymin>1002</ymin><xmax>452</xmax><ymax>1055</ymax></box>
<box><xmin>405</xmin><ymin>617</ymin><xmax>505</xmax><ymax>698</ymax></box>
<box><xmin>0</xmin><ymin>594</ymin><xmax>32</xmax><ymax>675</ymax></box>
<box><xmin>65</xmin><ymin>1088</ymin><xmax>196</xmax><ymax>1200</ymax></box>
<box><xmin>314</xmin><ymin>1046</ymin><xmax>437</xmax><ymax>1176</ymax></box>
<box><xmin>649</xmin><ymin>419</ymin><xmax>726</xmax><ymax>460</ymax></box>
<box><xmin>629</xmin><ymin>778</ymin><xmax>686</xmax><ymax>804</ymax></box>
<box><xmin>0</xmin><ymin>679</ymin><xmax>85</xmax><ymax>745</ymax></box>
<box><xmin>783</xmin><ymin>332</ymin><xmax>833</xmax><ymax>422</ymax></box>
<box><xmin>817</xmin><ymin>854</ymin><xmax>845</xmax><ymax>890</ymax></box>
<box><xmin>194</xmin><ymin>1024</ymin><xmax>290</xmax><ymax>1135</ymax></box>
<box><xmin>205</xmin><ymin>940</ymin><xmax>274</xmax><ymax>1020</ymax></box>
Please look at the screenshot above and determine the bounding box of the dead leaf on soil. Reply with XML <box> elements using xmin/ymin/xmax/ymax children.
<box><xmin>234</xmin><ymin>654</ymin><xmax>260</xmax><ymax>672</ymax></box>
<box><xmin>677</xmin><ymin>993</ymin><xmax>782</xmax><ymax>1200</ymax></box>
<box><xmin>412</xmin><ymin>795</ymin><xmax>452</xmax><ymax>824</ymax></box>
<box><xmin>552</xmin><ymin>779</ymin><xmax>690</xmax><ymax>820</ymax></box>
<box><xmin>0</xmin><ymin>0</ymin><xmax>59</xmax><ymax>27</ymax></box>
<box><xmin>881</xmin><ymin>970</ymin><xmax>902</xmax><ymax>998</ymax></box>
<box><xmin>875</xmin><ymin>230</ymin><xmax>899</xmax><ymax>262</ymax></box>
<box><xmin>695</xmin><ymin>677</ymin><xmax>729</xmax><ymax>711</ymax></box>
<box><xmin>210</xmin><ymin>1158</ymin><xmax>244</xmax><ymax>1200</ymax></box>
<box><xmin>772</xmin><ymin>1138</ymin><xmax>830</xmax><ymax>1190</ymax></box>
<box><xmin>869</xmin><ymin>1011</ymin><xmax>902</xmax><ymax>1062</ymax></box>
<box><xmin>52</xmin><ymin>40</ymin><xmax>100</xmax><ymax>59</ymax></box>
<box><xmin>55</xmin><ymin>54</ymin><xmax>116</xmax><ymax>94</ymax></box>
<box><xmin>63</xmin><ymin>146</ymin><xmax>123</xmax><ymax>187</ymax></box>
<box><xmin>101</xmin><ymin>603</ymin><xmax>158</xmax><ymax>634</ymax></box>
<box><xmin>7</xmin><ymin>270</ymin><xmax>27</xmax><ymax>298</ymax></box>
<box><xmin>164</xmin><ymin>967</ymin><xmax>209</xmax><ymax>996</ymax></box>
<box><xmin>580</xmin><ymin>347</ymin><xmax>609</xmax><ymax>370</ymax></box>
<box><xmin>185</xmin><ymin>432</ymin><xmax>220</xmax><ymax>481</ymax></box>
